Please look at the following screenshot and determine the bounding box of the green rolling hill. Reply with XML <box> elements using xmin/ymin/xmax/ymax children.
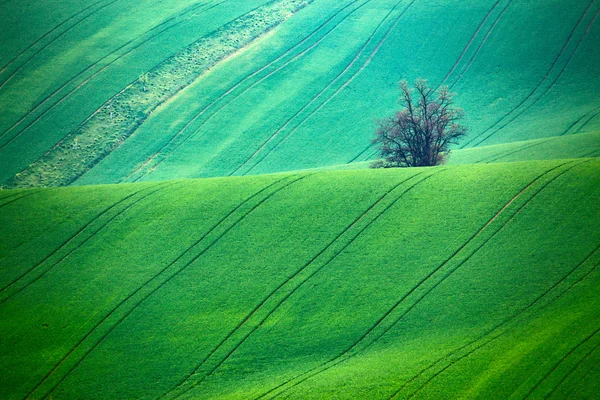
<box><xmin>1</xmin><ymin>160</ymin><xmax>599</xmax><ymax>399</ymax></box>
<box><xmin>1</xmin><ymin>0</ymin><xmax>599</xmax><ymax>399</ymax></box>
<box><xmin>1</xmin><ymin>0</ymin><xmax>599</xmax><ymax>187</ymax></box>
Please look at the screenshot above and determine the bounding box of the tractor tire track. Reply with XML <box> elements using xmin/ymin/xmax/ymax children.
<box><xmin>0</xmin><ymin>0</ymin><xmax>109</xmax><ymax>75</ymax></box>
<box><xmin>4</xmin><ymin>0</ymin><xmax>306</xmax><ymax>188</ymax></box>
<box><xmin>447</xmin><ymin>0</ymin><xmax>513</xmax><ymax>90</ymax></box>
<box><xmin>353</xmin><ymin>0</ymin><xmax>508</xmax><ymax>164</ymax></box>
<box><xmin>270</xmin><ymin>162</ymin><xmax>581</xmax><ymax>399</ymax></box>
<box><xmin>0</xmin><ymin>182</ymin><xmax>170</xmax><ymax>306</ymax></box>
<box><xmin>461</xmin><ymin>0</ymin><xmax>598</xmax><ymax>148</ymax></box>
<box><xmin>0</xmin><ymin>0</ymin><xmax>123</xmax><ymax>92</ymax></box>
<box><xmin>470</xmin><ymin>5</ymin><xmax>600</xmax><ymax>148</ymax></box>
<box><xmin>163</xmin><ymin>170</ymin><xmax>434</xmax><ymax>400</ymax></box>
<box><xmin>395</xmin><ymin>234</ymin><xmax>600</xmax><ymax>400</ymax></box>
<box><xmin>544</xmin><ymin>335</ymin><xmax>600</xmax><ymax>399</ymax></box>
<box><xmin>253</xmin><ymin>172</ymin><xmax>448</xmax><ymax>400</ymax></box>
<box><xmin>436</xmin><ymin>0</ymin><xmax>502</xmax><ymax>90</ymax></box>
<box><xmin>476</xmin><ymin>137</ymin><xmax>554</xmax><ymax>164</ymax></box>
<box><xmin>0</xmin><ymin>0</ymin><xmax>222</xmax><ymax>147</ymax></box>
<box><xmin>125</xmin><ymin>0</ymin><xmax>371</xmax><ymax>182</ymax></box>
<box><xmin>235</xmin><ymin>0</ymin><xmax>418</xmax><ymax>176</ymax></box>
<box><xmin>0</xmin><ymin>190</ymin><xmax>38</xmax><ymax>210</ymax></box>
<box><xmin>574</xmin><ymin>107</ymin><xmax>600</xmax><ymax>134</ymax></box>
<box><xmin>0</xmin><ymin>185</ymin><xmax>149</xmax><ymax>296</ymax></box>
<box><xmin>524</xmin><ymin>324</ymin><xmax>600</xmax><ymax>399</ymax></box>
<box><xmin>557</xmin><ymin>106</ymin><xmax>600</xmax><ymax>136</ymax></box>
<box><xmin>387</xmin><ymin>161</ymin><xmax>593</xmax><ymax>400</ymax></box>
<box><xmin>32</xmin><ymin>175</ymin><xmax>305</xmax><ymax>400</ymax></box>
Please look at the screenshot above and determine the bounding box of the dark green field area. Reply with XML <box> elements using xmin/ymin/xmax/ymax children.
<box><xmin>1</xmin><ymin>0</ymin><xmax>599</xmax><ymax>187</ymax></box>
<box><xmin>1</xmin><ymin>160</ymin><xmax>599</xmax><ymax>399</ymax></box>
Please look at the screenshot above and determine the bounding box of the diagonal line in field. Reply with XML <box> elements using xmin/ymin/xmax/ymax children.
<box><xmin>236</xmin><ymin>0</ymin><xmax>418</xmax><ymax>177</ymax></box>
<box><xmin>437</xmin><ymin>0</ymin><xmax>502</xmax><ymax>90</ymax></box>
<box><xmin>0</xmin><ymin>0</ymin><xmax>110</xmax><ymax>74</ymax></box>
<box><xmin>253</xmin><ymin>171</ymin><xmax>443</xmax><ymax>400</ymax></box>
<box><xmin>476</xmin><ymin>137</ymin><xmax>554</xmax><ymax>164</ymax></box>
<box><xmin>0</xmin><ymin>0</ymin><xmax>123</xmax><ymax>92</ymax></box>
<box><xmin>0</xmin><ymin>190</ymin><xmax>39</xmax><ymax>210</ymax></box>
<box><xmin>31</xmin><ymin>174</ymin><xmax>305</xmax><ymax>400</ymax></box>
<box><xmin>0</xmin><ymin>186</ymin><xmax>149</xmax><ymax>294</ymax></box>
<box><xmin>0</xmin><ymin>182</ymin><xmax>171</xmax><ymax>306</ymax></box>
<box><xmin>448</xmin><ymin>0</ymin><xmax>514</xmax><ymax>90</ymax></box>
<box><xmin>270</xmin><ymin>161</ymin><xmax>580</xmax><ymax>399</ymax></box>
<box><xmin>543</xmin><ymin>325</ymin><xmax>600</xmax><ymax>399</ymax></box>
<box><xmin>348</xmin><ymin>0</ymin><xmax>510</xmax><ymax>165</ymax></box>
<box><xmin>163</xmin><ymin>170</ymin><xmax>432</xmax><ymax>400</ymax></box>
<box><xmin>461</xmin><ymin>0</ymin><xmax>599</xmax><ymax>148</ymax></box>
<box><xmin>0</xmin><ymin>0</ymin><xmax>221</xmax><ymax>147</ymax></box>
<box><xmin>389</xmin><ymin>160</ymin><xmax>592</xmax><ymax>399</ymax></box>
<box><xmin>470</xmin><ymin>6</ymin><xmax>600</xmax><ymax>148</ymax></box>
<box><xmin>125</xmin><ymin>0</ymin><xmax>371</xmax><ymax>182</ymax></box>
<box><xmin>574</xmin><ymin>107</ymin><xmax>600</xmax><ymax>135</ymax></box>
<box><xmin>525</xmin><ymin>325</ymin><xmax>600</xmax><ymax>399</ymax></box>
<box><xmin>401</xmin><ymin>241</ymin><xmax>600</xmax><ymax>400</ymax></box>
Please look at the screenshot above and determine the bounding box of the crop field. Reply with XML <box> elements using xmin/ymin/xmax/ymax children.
<box><xmin>1</xmin><ymin>0</ymin><xmax>599</xmax><ymax>187</ymax></box>
<box><xmin>1</xmin><ymin>160</ymin><xmax>599</xmax><ymax>399</ymax></box>
<box><xmin>1</xmin><ymin>0</ymin><xmax>599</xmax><ymax>398</ymax></box>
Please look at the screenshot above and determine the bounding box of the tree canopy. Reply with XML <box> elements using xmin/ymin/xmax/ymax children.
<box><xmin>373</xmin><ymin>79</ymin><xmax>467</xmax><ymax>167</ymax></box>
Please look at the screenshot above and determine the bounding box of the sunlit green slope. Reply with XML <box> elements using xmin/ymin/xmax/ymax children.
<box><xmin>1</xmin><ymin>0</ymin><xmax>599</xmax><ymax>187</ymax></box>
<box><xmin>1</xmin><ymin>159</ymin><xmax>599</xmax><ymax>399</ymax></box>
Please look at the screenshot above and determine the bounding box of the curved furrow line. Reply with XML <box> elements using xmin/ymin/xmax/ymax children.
<box><xmin>5</xmin><ymin>0</ymin><xmax>302</xmax><ymax>188</ymax></box>
<box><xmin>524</xmin><ymin>325</ymin><xmax>600</xmax><ymax>399</ymax></box>
<box><xmin>476</xmin><ymin>137</ymin><xmax>554</xmax><ymax>164</ymax></box>
<box><xmin>44</xmin><ymin>175</ymin><xmax>309</xmax><ymax>398</ymax></box>
<box><xmin>34</xmin><ymin>175</ymin><xmax>306</xmax><ymax>400</ymax></box>
<box><xmin>448</xmin><ymin>0</ymin><xmax>514</xmax><ymax>90</ymax></box>
<box><xmin>567</xmin><ymin>351</ymin><xmax>600</xmax><ymax>396</ymax></box>
<box><xmin>388</xmin><ymin>161</ymin><xmax>592</xmax><ymax>400</ymax></box>
<box><xmin>574</xmin><ymin>107</ymin><xmax>600</xmax><ymax>134</ymax></box>
<box><xmin>0</xmin><ymin>191</ymin><xmax>38</xmax><ymax>209</ymax></box>
<box><xmin>470</xmin><ymin>5</ymin><xmax>600</xmax><ymax>148</ymax></box>
<box><xmin>0</xmin><ymin>184</ymin><xmax>160</xmax><ymax>295</ymax></box>
<box><xmin>582</xmin><ymin>148</ymin><xmax>600</xmax><ymax>158</ymax></box>
<box><xmin>558</xmin><ymin>108</ymin><xmax>599</xmax><ymax>136</ymax></box>
<box><xmin>252</xmin><ymin>173</ymin><xmax>445</xmax><ymax>400</ymax></box>
<box><xmin>544</xmin><ymin>336</ymin><xmax>600</xmax><ymax>399</ymax></box>
<box><xmin>435</xmin><ymin>0</ymin><xmax>501</xmax><ymax>90</ymax></box>
<box><xmin>461</xmin><ymin>0</ymin><xmax>598</xmax><ymax>148</ymax></box>
<box><xmin>125</xmin><ymin>0</ymin><xmax>371</xmax><ymax>182</ymax></box>
<box><xmin>0</xmin><ymin>184</ymin><xmax>148</xmax><ymax>295</ymax></box>
<box><xmin>229</xmin><ymin>0</ymin><xmax>414</xmax><ymax>177</ymax></box>
<box><xmin>0</xmin><ymin>182</ymin><xmax>170</xmax><ymax>307</ymax></box>
<box><xmin>0</xmin><ymin>0</ymin><xmax>123</xmax><ymax>93</ymax></box>
<box><xmin>395</xmin><ymin>235</ymin><xmax>600</xmax><ymax>400</ymax></box>
<box><xmin>0</xmin><ymin>0</ymin><xmax>220</xmax><ymax>147</ymax></box>
<box><xmin>0</xmin><ymin>0</ymin><xmax>109</xmax><ymax>74</ymax></box>
<box><xmin>349</xmin><ymin>143</ymin><xmax>374</xmax><ymax>163</ymax></box>
<box><xmin>272</xmin><ymin>162</ymin><xmax>580</xmax><ymax>400</ymax></box>
<box><xmin>239</xmin><ymin>0</ymin><xmax>419</xmax><ymax>176</ymax></box>
<box><xmin>163</xmin><ymin>171</ymin><xmax>432</xmax><ymax>400</ymax></box>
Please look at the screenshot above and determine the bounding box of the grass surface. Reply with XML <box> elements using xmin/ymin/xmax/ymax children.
<box><xmin>1</xmin><ymin>0</ymin><xmax>599</xmax><ymax>186</ymax></box>
<box><xmin>1</xmin><ymin>160</ymin><xmax>599</xmax><ymax>399</ymax></box>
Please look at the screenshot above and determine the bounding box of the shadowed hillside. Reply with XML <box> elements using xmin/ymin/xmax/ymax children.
<box><xmin>1</xmin><ymin>0</ymin><xmax>599</xmax><ymax>187</ymax></box>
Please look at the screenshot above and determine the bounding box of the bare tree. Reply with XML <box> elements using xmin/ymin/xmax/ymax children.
<box><xmin>372</xmin><ymin>79</ymin><xmax>467</xmax><ymax>167</ymax></box>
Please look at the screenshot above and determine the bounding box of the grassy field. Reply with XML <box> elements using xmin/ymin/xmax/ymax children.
<box><xmin>1</xmin><ymin>160</ymin><xmax>599</xmax><ymax>399</ymax></box>
<box><xmin>1</xmin><ymin>1</ymin><xmax>599</xmax><ymax>399</ymax></box>
<box><xmin>1</xmin><ymin>0</ymin><xmax>599</xmax><ymax>187</ymax></box>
